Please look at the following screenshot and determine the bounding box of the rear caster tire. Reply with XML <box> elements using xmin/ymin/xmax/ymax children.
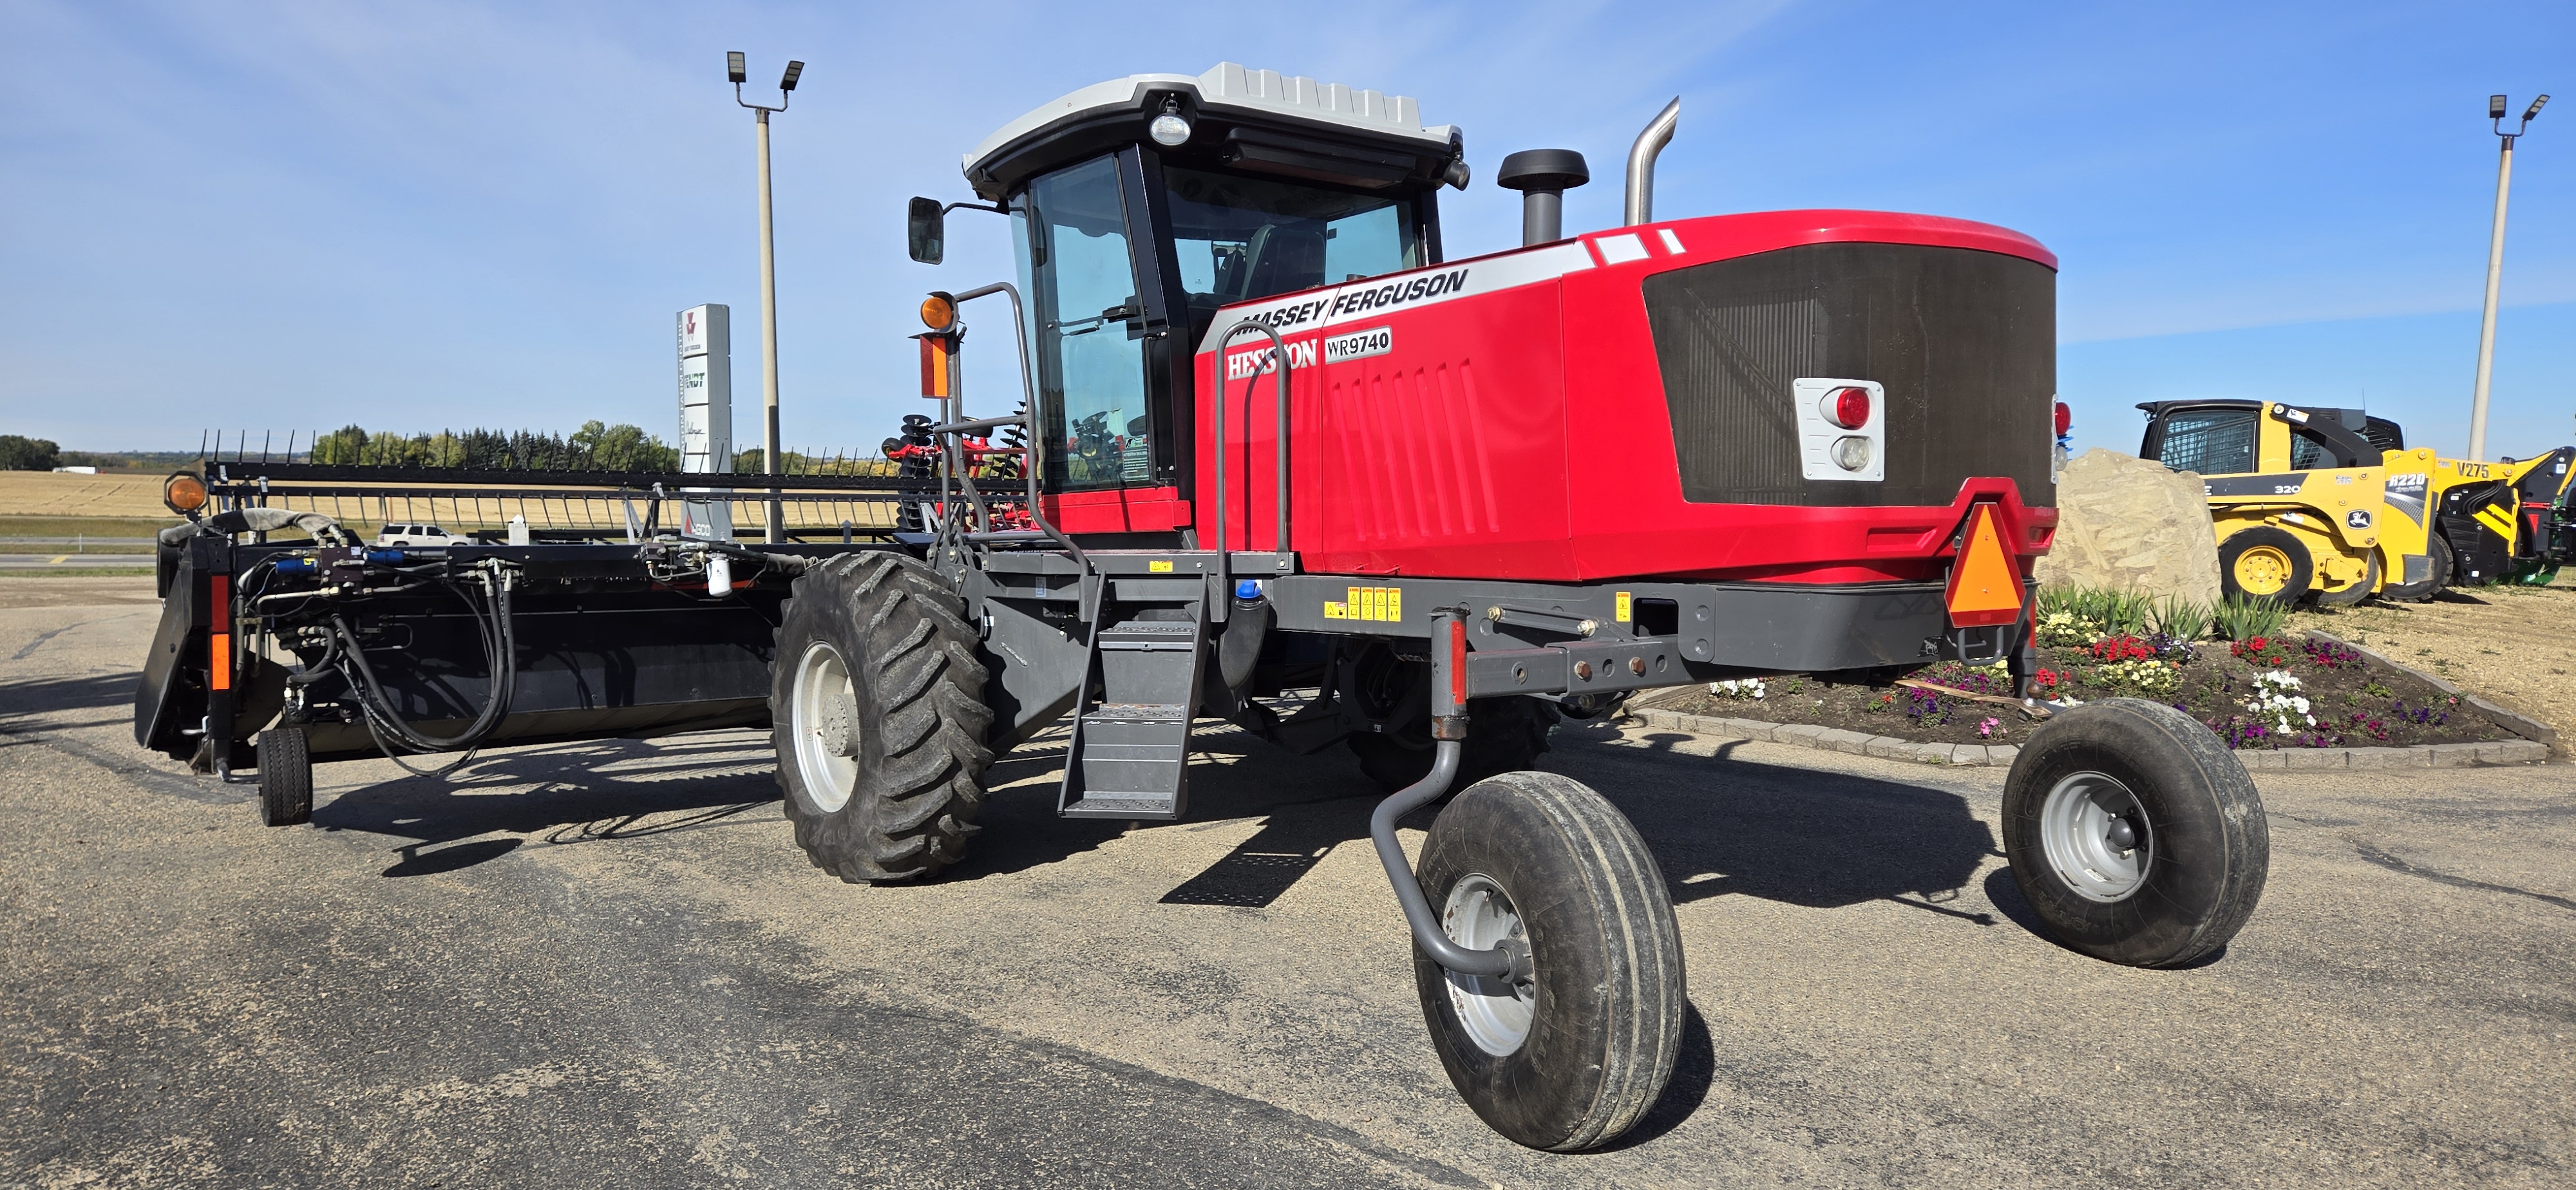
<box><xmin>1349</xmin><ymin>695</ymin><xmax>1560</xmax><ymax>793</ymax></box>
<box><xmin>1412</xmin><ymin>771</ymin><xmax>1685</xmax><ymax>1151</ymax></box>
<box><xmin>771</xmin><ymin>553</ymin><xmax>994</xmax><ymax>883</ymax></box>
<box><xmin>257</xmin><ymin>727</ymin><xmax>311</xmax><ymax>827</ymax></box>
<box><xmin>2002</xmin><ymin>699</ymin><xmax>2269</xmax><ymax>967</ymax></box>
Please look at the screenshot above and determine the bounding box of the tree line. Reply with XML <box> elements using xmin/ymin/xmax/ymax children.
<box><xmin>307</xmin><ymin>422</ymin><xmax>683</xmax><ymax>471</ymax></box>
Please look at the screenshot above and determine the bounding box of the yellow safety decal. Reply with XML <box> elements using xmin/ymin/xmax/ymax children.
<box><xmin>1149</xmin><ymin>560</ymin><xmax>1173</xmax><ymax>572</ymax></box>
<box><xmin>1615</xmin><ymin>591</ymin><xmax>1633</xmax><ymax>622</ymax></box>
<box><xmin>2476</xmin><ymin>504</ymin><xmax>2516</xmax><ymax>540</ymax></box>
<box><xmin>1334</xmin><ymin>586</ymin><xmax>1405</xmax><ymax>621</ymax></box>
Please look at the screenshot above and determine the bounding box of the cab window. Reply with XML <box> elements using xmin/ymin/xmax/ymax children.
<box><xmin>1160</xmin><ymin>164</ymin><xmax>1421</xmax><ymax>346</ymax></box>
<box><xmin>1013</xmin><ymin>155</ymin><xmax>1151</xmax><ymax>491</ymax></box>
<box><xmin>2290</xmin><ymin>429</ymin><xmax>2331</xmax><ymax>471</ymax></box>
<box><xmin>2155</xmin><ymin>408</ymin><xmax>2258</xmax><ymax>476</ymax></box>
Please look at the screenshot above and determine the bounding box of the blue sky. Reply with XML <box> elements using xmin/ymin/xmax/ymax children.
<box><xmin>3</xmin><ymin>1</ymin><xmax>2568</xmax><ymax>460</ymax></box>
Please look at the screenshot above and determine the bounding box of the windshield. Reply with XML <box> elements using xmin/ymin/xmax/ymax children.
<box><xmin>1162</xmin><ymin>164</ymin><xmax>1421</xmax><ymax>344</ymax></box>
<box><xmin>1014</xmin><ymin>155</ymin><xmax>1151</xmax><ymax>492</ymax></box>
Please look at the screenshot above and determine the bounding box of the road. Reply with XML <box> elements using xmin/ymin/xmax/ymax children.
<box><xmin>0</xmin><ymin>555</ymin><xmax>151</xmax><ymax>569</ymax></box>
<box><xmin>3</xmin><ymin>579</ymin><xmax>2572</xmax><ymax>1187</ymax></box>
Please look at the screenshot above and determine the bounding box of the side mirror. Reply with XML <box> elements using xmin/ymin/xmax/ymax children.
<box><xmin>906</xmin><ymin>197</ymin><xmax>944</xmax><ymax>265</ymax></box>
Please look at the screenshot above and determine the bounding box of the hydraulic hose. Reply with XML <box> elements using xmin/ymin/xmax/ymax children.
<box><xmin>330</xmin><ymin>571</ymin><xmax>516</xmax><ymax>760</ymax></box>
<box><xmin>168</xmin><ymin>507</ymin><xmax>357</xmax><ymax>549</ymax></box>
<box><xmin>1217</xmin><ymin>592</ymin><xmax>1271</xmax><ymax>692</ymax></box>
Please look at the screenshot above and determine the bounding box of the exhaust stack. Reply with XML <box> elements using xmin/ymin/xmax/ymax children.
<box><xmin>1623</xmin><ymin>97</ymin><xmax>1680</xmax><ymax>226</ymax></box>
<box><xmin>1496</xmin><ymin>149</ymin><xmax>1589</xmax><ymax>245</ymax></box>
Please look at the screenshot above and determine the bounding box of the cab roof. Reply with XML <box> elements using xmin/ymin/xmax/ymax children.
<box><xmin>962</xmin><ymin>62</ymin><xmax>1463</xmax><ymax>200</ymax></box>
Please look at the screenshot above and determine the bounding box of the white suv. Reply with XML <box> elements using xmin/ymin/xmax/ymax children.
<box><xmin>374</xmin><ymin>524</ymin><xmax>457</xmax><ymax>547</ymax></box>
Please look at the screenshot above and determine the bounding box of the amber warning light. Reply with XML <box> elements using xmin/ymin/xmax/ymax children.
<box><xmin>1944</xmin><ymin>504</ymin><xmax>2023</xmax><ymax>627</ymax></box>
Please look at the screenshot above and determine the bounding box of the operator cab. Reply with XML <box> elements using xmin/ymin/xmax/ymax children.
<box><xmin>913</xmin><ymin>64</ymin><xmax>1469</xmax><ymax>495</ymax></box>
<box><xmin>2137</xmin><ymin>399</ymin><xmax>2402</xmax><ymax>476</ymax></box>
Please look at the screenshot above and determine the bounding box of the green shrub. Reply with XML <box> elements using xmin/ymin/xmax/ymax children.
<box><xmin>2147</xmin><ymin>596</ymin><xmax>2212</xmax><ymax>641</ymax></box>
<box><xmin>2212</xmin><ymin>594</ymin><xmax>2290</xmax><ymax>641</ymax></box>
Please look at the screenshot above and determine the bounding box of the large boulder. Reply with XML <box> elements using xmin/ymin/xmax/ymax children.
<box><xmin>2032</xmin><ymin>448</ymin><xmax>2223</xmax><ymax>606</ymax></box>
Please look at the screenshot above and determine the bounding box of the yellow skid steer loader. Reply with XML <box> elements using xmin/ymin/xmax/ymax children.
<box><xmin>2139</xmin><ymin>400</ymin><xmax>2570</xmax><ymax>604</ymax></box>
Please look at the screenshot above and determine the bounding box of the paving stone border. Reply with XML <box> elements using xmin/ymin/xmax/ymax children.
<box><xmin>1627</xmin><ymin>707</ymin><xmax>2550</xmax><ymax>769</ymax></box>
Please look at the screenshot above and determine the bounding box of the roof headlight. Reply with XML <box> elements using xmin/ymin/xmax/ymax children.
<box><xmin>1149</xmin><ymin>111</ymin><xmax>1192</xmax><ymax>147</ymax></box>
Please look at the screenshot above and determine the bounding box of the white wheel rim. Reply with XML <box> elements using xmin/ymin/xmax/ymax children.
<box><xmin>1442</xmin><ymin>873</ymin><xmax>1535</xmax><ymax>1056</ymax></box>
<box><xmin>2038</xmin><ymin>771</ymin><xmax>2150</xmax><ymax>903</ymax></box>
<box><xmin>790</xmin><ymin>641</ymin><xmax>860</xmax><ymax>813</ymax></box>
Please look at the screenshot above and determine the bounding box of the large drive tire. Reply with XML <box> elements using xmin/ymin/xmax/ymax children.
<box><xmin>771</xmin><ymin>553</ymin><xmax>994</xmax><ymax>883</ymax></box>
<box><xmin>1349</xmin><ymin>694</ymin><xmax>1560</xmax><ymax>793</ymax></box>
<box><xmin>1412</xmin><ymin>771</ymin><xmax>1685</xmax><ymax>1151</ymax></box>
<box><xmin>2380</xmin><ymin>535</ymin><xmax>2451</xmax><ymax>603</ymax></box>
<box><xmin>2218</xmin><ymin>526</ymin><xmax>2312</xmax><ymax>606</ymax></box>
<box><xmin>257</xmin><ymin>726</ymin><xmax>311</xmax><ymax>827</ymax></box>
<box><xmin>2001</xmin><ymin>699</ymin><xmax>2269</xmax><ymax>967</ymax></box>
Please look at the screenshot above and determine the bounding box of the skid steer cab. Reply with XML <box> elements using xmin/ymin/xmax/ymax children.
<box><xmin>2140</xmin><ymin>399</ymin><xmax>2575</xmax><ymax>603</ymax></box>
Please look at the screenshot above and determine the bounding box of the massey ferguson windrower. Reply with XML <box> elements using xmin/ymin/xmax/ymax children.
<box><xmin>865</xmin><ymin>64</ymin><xmax>2269</xmax><ymax>1149</ymax></box>
<box><xmin>137</xmin><ymin>64</ymin><xmax>2270</xmax><ymax>1153</ymax></box>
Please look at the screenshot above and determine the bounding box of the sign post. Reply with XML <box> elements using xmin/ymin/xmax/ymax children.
<box><xmin>677</xmin><ymin>305</ymin><xmax>736</xmax><ymax>541</ymax></box>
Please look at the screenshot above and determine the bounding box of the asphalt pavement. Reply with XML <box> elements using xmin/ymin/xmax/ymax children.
<box><xmin>3</xmin><ymin>584</ymin><xmax>2571</xmax><ymax>1187</ymax></box>
<box><xmin>0</xmin><ymin>555</ymin><xmax>152</xmax><ymax>569</ymax></box>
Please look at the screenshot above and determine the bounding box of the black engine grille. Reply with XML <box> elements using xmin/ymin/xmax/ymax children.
<box><xmin>1641</xmin><ymin>241</ymin><xmax>2056</xmax><ymax>507</ymax></box>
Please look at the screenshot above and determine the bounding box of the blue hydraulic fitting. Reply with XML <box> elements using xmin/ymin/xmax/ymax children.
<box><xmin>366</xmin><ymin>549</ymin><xmax>404</xmax><ymax>565</ymax></box>
<box><xmin>275</xmin><ymin>557</ymin><xmax>317</xmax><ymax>576</ymax></box>
<box><xmin>1235</xmin><ymin>578</ymin><xmax>1264</xmax><ymax>601</ymax></box>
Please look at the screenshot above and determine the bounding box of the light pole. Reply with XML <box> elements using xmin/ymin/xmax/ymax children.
<box><xmin>2468</xmin><ymin>92</ymin><xmax>2548</xmax><ymax>462</ymax></box>
<box><xmin>730</xmin><ymin>51</ymin><xmax>803</xmax><ymax>542</ymax></box>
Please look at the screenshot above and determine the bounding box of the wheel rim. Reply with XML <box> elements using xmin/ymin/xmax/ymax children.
<box><xmin>1441</xmin><ymin>873</ymin><xmax>1535</xmax><ymax>1056</ymax></box>
<box><xmin>790</xmin><ymin>641</ymin><xmax>861</xmax><ymax>813</ymax></box>
<box><xmin>2038</xmin><ymin>771</ymin><xmax>2151</xmax><ymax>903</ymax></box>
<box><xmin>2233</xmin><ymin>545</ymin><xmax>2292</xmax><ymax>595</ymax></box>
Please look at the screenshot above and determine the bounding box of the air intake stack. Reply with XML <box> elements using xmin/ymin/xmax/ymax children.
<box><xmin>1496</xmin><ymin>149</ymin><xmax>1590</xmax><ymax>246</ymax></box>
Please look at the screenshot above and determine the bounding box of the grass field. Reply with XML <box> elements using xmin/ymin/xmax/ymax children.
<box><xmin>0</xmin><ymin>472</ymin><xmax>177</xmax><ymax>519</ymax></box>
<box><xmin>0</xmin><ymin>516</ymin><xmax>182</xmax><ymax>538</ymax></box>
<box><xmin>0</xmin><ymin>567</ymin><xmax>156</xmax><ymax>578</ymax></box>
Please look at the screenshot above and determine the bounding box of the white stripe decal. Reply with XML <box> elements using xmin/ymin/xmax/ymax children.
<box><xmin>1657</xmin><ymin>227</ymin><xmax>1685</xmax><ymax>255</ymax></box>
<box><xmin>1193</xmin><ymin>240</ymin><xmax>1596</xmax><ymax>355</ymax></box>
<box><xmin>1595</xmin><ymin>232</ymin><xmax>1649</xmax><ymax>265</ymax></box>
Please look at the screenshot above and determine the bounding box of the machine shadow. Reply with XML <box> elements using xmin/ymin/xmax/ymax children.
<box><xmin>309</xmin><ymin>734</ymin><xmax>783</xmax><ymax>875</ymax></box>
<box><xmin>965</xmin><ymin>719</ymin><xmax>2008</xmax><ymax>930</ymax></box>
<box><xmin>0</xmin><ymin>671</ymin><xmax>146</xmax><ymax>724</ymax></box>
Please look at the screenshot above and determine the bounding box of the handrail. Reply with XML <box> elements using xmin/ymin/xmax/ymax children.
<box><xmin>946</xmin><ymin>281</ymin><xmax>1088</xmax><ymax>581</ymax></box>
<box><xmin>1214</xmin><ymin>319</ymin><xmax>1296</xmax><ymax>590</ymax></box>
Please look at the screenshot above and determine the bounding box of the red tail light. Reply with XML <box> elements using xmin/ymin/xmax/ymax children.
<box><xmin>1824</xmin><ymin>386</ymin><xmax>1871</xmax><ymax>430</ymax></box>
<box><xmin>2053</xmin><ymin>401</ymin><xmax>2072</xmax><ymax>437</ymax></box>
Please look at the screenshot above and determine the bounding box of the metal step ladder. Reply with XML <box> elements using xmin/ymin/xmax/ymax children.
<box><xmin>1057</xmin><ymin>601</ymin><xmax>1206</xmax><ymax>821</ymax></box>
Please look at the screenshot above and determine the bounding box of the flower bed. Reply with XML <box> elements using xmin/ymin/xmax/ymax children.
<box><xmin>1657</xmin><ymin>630</ymin><xmax>2520</xmax><ymax>751</ymax></box>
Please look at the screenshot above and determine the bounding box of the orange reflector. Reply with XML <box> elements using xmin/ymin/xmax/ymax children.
<box><xmin>918</xmin><ymin>334</ymin><xmax>952</xmax><ymax>398</ymax></box>
<box><xmin>209</xmin><ymin>633</ymin><xmax>232</xmax><ymax>690</ymax></box>
<box><xmin>1447</xmin><ymin>617</ymin><xmax>1468</xmax><ymax>711</ymax></box>
<box><xmin>1945</xmin><ymin>504</ymin><xmax>2023</xmax><ymax>627</ymax></box>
